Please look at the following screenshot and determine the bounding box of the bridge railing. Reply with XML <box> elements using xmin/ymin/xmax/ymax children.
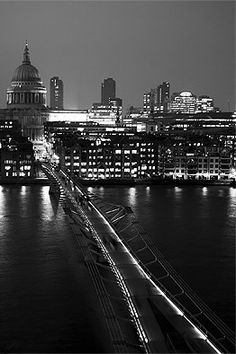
<box><xmin>77</xmin><ymin>184</ymin><xmax>235</xmax><ymax>354</ymax></box>
<box><xmin>42</xmin><ymin>164</ymin><xmax>148</xmax><ymax>353</ymax></box>
<box><xmin>43</xmin><ymin>165</ymin><xmax>235</xmax><ymax>353</ymax></box>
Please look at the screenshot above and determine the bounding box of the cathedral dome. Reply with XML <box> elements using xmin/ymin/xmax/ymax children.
<box><xmin>12</xmin><ymin>63</ymin><xmax>41</xmax><ymax>82</ymax></box>
<box><xmin>11</xmin><ymin>42</ymin><xmax>42</xmax><ymax>84</ymax></box>
<box><xmin>7</xmin><ymin>42</ymin><xmax>47</xmax><ymax>109</ymax></box>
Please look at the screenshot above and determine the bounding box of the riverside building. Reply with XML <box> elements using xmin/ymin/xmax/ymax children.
<box><xmin>157</xmin><ymin>134</ymin><xmax>235</xmax><ymax>181</ymax></box>
<box><xmin>55</xmin><ymin>133</ymin><xmax>157</xmax><ymax>180</ymax></box>
<box><xmin>0</xmin><ymin>137</ymin><xmax>35</xmax><ymax>180</ymax></box>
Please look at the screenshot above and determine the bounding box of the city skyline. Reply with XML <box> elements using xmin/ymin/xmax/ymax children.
<box><xmin>0</xmin><ymin>1</ymin><xmax>235</xmax><ymax>112</ymax></box>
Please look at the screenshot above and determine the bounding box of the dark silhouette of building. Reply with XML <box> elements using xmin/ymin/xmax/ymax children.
<box><xmin>157</xmin><ymin>81</ymin><xmax>170</xmax><ymax>112</ymax></box>
<box><xmin>101</xmin><ymin>78</ymin><xmax>116</xmax><ymax>105</ymax></box>
<box><xmin>50</xmin><ymin>76</ymin><xmax>64</xmax><ymax>110</ymax></box>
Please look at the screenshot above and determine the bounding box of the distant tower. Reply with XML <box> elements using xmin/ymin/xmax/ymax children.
<box><xmin>157</xmin><ymin>82</ymin><xmax>170</xmax><ymax>112</ymax></box>
<box><xmin>101</xmin><ymin>78</ymin><xmax>116</xmax><ymax>105</ymax></box>
<box><xmin>50</xmin><ymin>76</ymin><xmax>64</xmax><ymax>110</ymax></box>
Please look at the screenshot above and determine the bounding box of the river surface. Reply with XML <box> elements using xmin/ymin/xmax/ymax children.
<box><xmin>0</xmin><ymin>185</ymin><xmax>235</xmax><ymax>353</ymax></box>
<box><xmin>0</xmin><ymin>185</ymin><xmax>111</xmax><ymax>353</ymax></box>
<box><xmin>86</xmin><ymin>185</ymin><xmax>235</xmax><ymax>332</ymax></box>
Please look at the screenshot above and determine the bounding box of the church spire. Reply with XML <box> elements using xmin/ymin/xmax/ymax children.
<box><xmin>23</xmin><ymin>41</ymin><xmax>31</xmax><ymax>64</ymax></box>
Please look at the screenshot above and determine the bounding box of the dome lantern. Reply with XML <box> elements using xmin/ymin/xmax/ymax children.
<box><xmin>23</xmin><ymin>41</ymin><xmax>31</xmax><ymax>65</ymax></box>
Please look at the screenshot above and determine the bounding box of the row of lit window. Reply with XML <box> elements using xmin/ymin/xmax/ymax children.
<box><xmin>5</xmin><ymin>165</ymin><xmax>31</xmax><ymax>171</ymax></box>
<box><xmin>83</xmin><ymin>173</ymin><xmax>139</xmax><ymax>178</ymax></box>
<box><xmin>165</xmin><ymin>168</ymin><xmax>228</xmax><ymax>173</ymax></box>
<box><xmin>5</xmin><ymin>171</ymin><xmax>31</xmax><ymax>177</ymax></box>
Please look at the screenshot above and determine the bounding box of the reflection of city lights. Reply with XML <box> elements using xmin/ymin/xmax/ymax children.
<box><xmin>174</xmin><ymin>186</ymin><xmax>182</xmax><ymax>200</ymax></box>
<box><xmin>229</xmin><ymin>168</ymin><xmax>236</xmax><ymax>179</ymax></box>
<box><xmin>128</xmin><ymin>187</ymin><xmax>136</xmax><ymax>206</ymax></box>
<box><xmin>229</xmin><ymin>187</ymin><xmax>236</xmax><ymax>198</ymax></box>
<box><xmin>20</xmin><ymin>185</ymin><xmax>27</xmax><ymax>196</ymax></box>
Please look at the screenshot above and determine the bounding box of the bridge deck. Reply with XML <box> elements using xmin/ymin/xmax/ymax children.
<box><xmin>41</xmin><ymin>164</ymin><xmax>235</xmax><ymax>353</ymax></box>
<box><xmin>84</xmin><ymin>198</ymin><xmax>218</xmax><ymax>353</ymax></box>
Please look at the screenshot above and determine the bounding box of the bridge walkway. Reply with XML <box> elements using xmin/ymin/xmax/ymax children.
<box><xmin>41</xmin><ymin>164</ymin><xmax>235</xmax><ymax>354</ymax></box>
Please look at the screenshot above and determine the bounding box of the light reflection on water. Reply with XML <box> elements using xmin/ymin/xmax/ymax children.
<box><xmin>202</xmin><ymin>186</ymin><xmax>208</xmax><ymax>196</ymax></box>
<box><xmin>128</xmin><ymin>186</ymin><xmax>137</xmax><ymax>206</ymax></box>
<box><xmin>0</xmin><ymin>185</ymin><xmax>109</xmax><ymax>352</ymax></box>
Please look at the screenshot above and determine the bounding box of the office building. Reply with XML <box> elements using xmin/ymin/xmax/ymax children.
<box><xmin>196</xmin><ymin>96</ymin><xmax>214</xmax><ymax>113</ymax></box>
<box><xmin>143</xmin><ymin>89</ymin><xmax>155</xmax><ymax>115</ymax></box>
<box><xmin>101</xmin><ymin>78</ymin><xmax>116</xmax><ymax>105</ymax></box>
<box><xmin>56</xmin><ymin>133</ymin><xmax>157</xmax><ymax>180</ymax></box>
<box><xmin>50</xmin><ymin>76</ymin><xmax>64</xmax><ymax>110</ymax></box>
<box><xmin>143</xmin><ymin>82</ymin><xmax>170</xmax><ymax>115</ymax></box>
<box><xmin>156</xmin><ymin>82</ymin><xmax>170</xmax><ymax>112</ymax></box>
<box><xmin>169</xmin><ymin>91</ymin><xmax>197</xmax><ymax>114</ymax></box>
<box><xmin>158</xmin><ymin>134</ymin><xmax>235</xmax><ymax>180</ymax></box>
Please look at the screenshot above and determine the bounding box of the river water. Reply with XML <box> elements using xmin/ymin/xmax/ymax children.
<box><xmin>86</xmin><ymin>185</ymin><xmax>235</xmax><ymax>332</ymax></box>
<box><xmin>0</xmin><ymin>185</ymin><xmax>111</xmax><ymax>353</ymax></box>
<box><xmin>0</xmin><ymin>184</ymin><xmax>235</xmax><ymax>352</ymax></box>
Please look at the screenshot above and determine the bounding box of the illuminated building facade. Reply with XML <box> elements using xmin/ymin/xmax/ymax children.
<box><xmin>56</xmin><ymin>134</ymin><xmax>157</xmax><ymax>180</ymax></box>
<box><xmin>101</xmin><ymin>78</ymin><xmax>116</xmax><ymax>105</ymax></box>
<box><xmin>158</xmin><ymin>134</ymin><xmax>235</xmax><ymax>180</ymax></box>
<box><xmin>196</xmin><ymin>96</ymin><xmax>214</xmax><ymax>113</ymax></box>
<box><xmin>143</xmin><ymin>89</ymin><xmax>155</xmax><ymax>115</ymax></box>
<box><xmin>169</xmin><ymin>91</ymin><xmax>197</xmax><ymax>114</ymax></box>
<box><xmin>89</xmin><ymin>100</ymin><xmax>122</xmax><ymax>125</ymax></box>
<box><xmin>0</xmin><ymin>137</ymin><xmax>35</xmax><ymax>179</ymax></box>
<box><xmin>50</xmin><ymin>76</ymin><xmax>64</xmax><ymax>110</ymax></box>
<box><xmin>143</xmin><ymin>83</ymin><xmax>170</xmax><ymax>115</ymax></box>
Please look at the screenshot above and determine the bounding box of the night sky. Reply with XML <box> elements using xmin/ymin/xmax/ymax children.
<box><xmin>0</xmin><ymin>1</ymin><xmax>234</xmax><ymax>111</ymax></box>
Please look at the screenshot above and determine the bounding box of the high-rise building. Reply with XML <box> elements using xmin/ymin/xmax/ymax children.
<box><xmin>101</xmin><ymin>78</ymin><xmax>116</xmax><ymax>105</ymax></box>
<box><xmin>143</xmin><ymin>82</ymin><xmax>170</xmax><ymax>115</ymax></box>
<box><xmin>50</xmin><ymin>76</ymin><xmax>64</xmax><ymax>110</ymax></box>
<box><xmin>143</xmin><ymin>89</ymin><xmax>155</xmax><ymax>115</ymax></box>
<box><xmin>156</xmin><ymin>82</ymin><xmax>170</xmax><ymax>112</ymax></box>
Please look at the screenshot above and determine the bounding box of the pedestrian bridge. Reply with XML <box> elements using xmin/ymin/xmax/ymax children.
<box><xmin>41</xmin><ymin>163</ymin><xmax>235</xmax><ymax>354</ymax></box>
